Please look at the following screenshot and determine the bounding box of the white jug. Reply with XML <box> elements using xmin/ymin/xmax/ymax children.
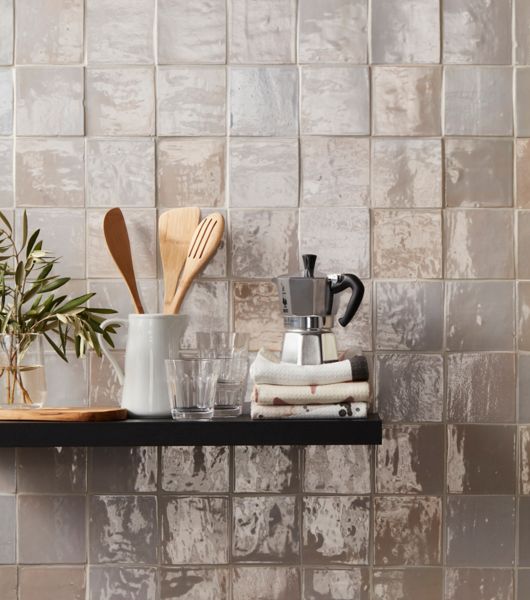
<box><xmin>98</xmin><ymin>314</ymin><xmax>189</xmax><ymax>418</ymax></box>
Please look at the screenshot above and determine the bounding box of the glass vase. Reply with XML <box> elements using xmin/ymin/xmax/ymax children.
<box><xmin>0</xmin><ymin>334</ymin><xmax>46</xmax><ymax>408</ymax></box>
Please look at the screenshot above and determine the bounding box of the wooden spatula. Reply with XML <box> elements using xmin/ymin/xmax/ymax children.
<box><xmin>168</xmin><ymin>213</ymin><xmax>225</xmax><ymax>314</ymax></box>
<box><xmin>103</xmin><ymin>208</ymin><xmax>144</xmax><ymax>314</ymax></box>
<box><xmin>159</xmin><ymin>207</ymin><xmax>201</xmax><ymax>314</ymax></box>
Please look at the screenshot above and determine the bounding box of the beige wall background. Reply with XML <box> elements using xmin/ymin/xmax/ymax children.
<box><xmin>0</xmin><ymin>0</ymin><xmax>529</xmax><ymax>598</ymax></box>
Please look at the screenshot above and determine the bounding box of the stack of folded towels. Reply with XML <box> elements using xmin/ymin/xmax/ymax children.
<box><xmin>249</xmin><ymin>349</ymin><xmax>370</xmax><ymax>419</ymax></box>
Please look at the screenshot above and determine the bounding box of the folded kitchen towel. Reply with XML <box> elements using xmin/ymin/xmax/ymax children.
<box><xmin>252</xmin><ymin>381</ymin><xmax>370</xmax><ymax>405</ymax></box>
<box><xmin>251</xmin><ymin>401</ymin><xmax>368</xmax><ymax>419</ymax></box>
<box><xmin>250</xmin><ymin>349</ymin><xmax>369</xmax><ymax>386</ymax></box>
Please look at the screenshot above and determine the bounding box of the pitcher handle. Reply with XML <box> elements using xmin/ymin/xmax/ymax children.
<box><xmin>97</xmin><ymin>318</ymin><xmax>128</xmax><ymax>385</ymax></box>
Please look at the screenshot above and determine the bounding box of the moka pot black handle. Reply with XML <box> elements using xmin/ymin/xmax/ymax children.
<box><xmin>329</xmin><ymin>274</ymin><xmax>365</xmax><ymax>327</ymax></box>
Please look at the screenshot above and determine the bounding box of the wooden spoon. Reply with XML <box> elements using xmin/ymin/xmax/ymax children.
<box><xmin>159</xmin><ymin>207</ymin><xmax>200</xmax><ymax>314</ymax></box>
<box><xmin>103</xmin><ymin>208</ymin><xmax>144</xmax><ymax>314</ymax></box>
<box><xmin>168</xmin><ymin>213</ymin><xmax>225</xmax><ymax>314</ymax></box>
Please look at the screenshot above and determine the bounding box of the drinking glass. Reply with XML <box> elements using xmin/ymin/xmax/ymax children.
<box><xmin>165</xmin><ymin>357</ymin><xmax>221</xmax><ymax>420</ymax></box>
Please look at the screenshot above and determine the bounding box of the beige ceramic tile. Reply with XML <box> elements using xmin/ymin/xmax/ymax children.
<box><xmin>304</xmin><ymin>569</ymin><xmax>370</xmax><ymax>600</ymax></box>
<box><xmin>445</xmin><ymin>139</ymin><xmax>513</xmax><ymax>208</ymax></box>
<box><xmin>517</xmin><ymin>140</ymin><xmax>530</xmax><ymax>208</ymax></box>
<box><xmin>445</xmin><ymin>66</ymin><xmax>513</xmax><ymax>136</ymax></box>
<box><xmin>161</xmin><ymin>569</ymin><xmax>229</xmax><ymax>600</ymax></box>
<box><xmin>372</xmin><ymin>67</ymin><xmax>441</xmax><ymax>136</ymax></box>
<box><xmin>86</xmin><ymin>0</ymin><xmax>154</xmax><ymax>64</ymax></box>
<box><xmin>0</xmin><ymin>496</ymin><xmax>15</xmax><ymax>563</ymax></box>
<box><xmin>87</xmin><ymin>139</ymin><xmax>155</xmax><ymax>207</ymax></box>
<box><xmin>15</xmin><ymin>0</ymin><xmax>83</xmax><ymax>64</ymax></box>
<box><xmin>372</xmin><ymin>139</ymin><xmax>442</xmax><ymax>208</ymax></box>
<box><xmin>447</xmin><ymin>353</ymin><xmax>516</xmax><ymax>423</ymax></box>
<box><xmin>16</xmin><ymin>67</ymin><xmax>83</xmax><ymax>135</ymax></box>
<box><xmin>162</xmin><ymin>446</ymin><xmax>228</xmax><ymax>492</ymax></box>
<box><xmin>0</xmin><ymin>448</ymin><xmax>15</xmax><ymax>492</ymax></box>
<box><xmin>520</xmin><ymin>571</ymin><xmax>530</xmax><ymax>600</ymax></box>
<box><xmin>86</xmin><ymin>209</ymin><xmax>156</xmax><ymax>278</ymax></box>
<box><xmin>230</xmin><ymin>67</ymin><xmax>298</xmax><ymax>136</ymax></box>
<box><xmin>0</xmin><ymin>0</ymin><xmax>13</xmax><ymax>65</ymax></box>
<box><xmin>233</xmin><ymin>281</ymin><xmax>284</xmax><ymax>352</ymax></box>
<box><xmin>519</xmin><ymin>282</ymin><xmax>530</xmax><ymax>351</ymax></box>
<box><xmin>301</xmin><ymin>66</ymin><xmax>369</xmax><ymax>135</ymax></box>
<box><xmin>304</xmin><ymin>445</ymin><xmax>371</xmax><ymax>494</ymax></box>
<box><xmin>301</xmin><ymin>137</ymin><xmax>369</xmax><ymax>207</ymax></box>
<box><xmin>157</xmin><ymin>67</ymin><xmax>226</xmax><ymax>136</ymax></box>
<box><xmin>16</xmin><ymin>138</ymin><xmax>84</xmax><ymax>207</ymax></box>
<box><xmin>517</xmin><ymin>68</ymin><xmax>530</xmax><ymax>136</ymax></box>
<box><xmin>373</xmin><ymin>569</ymin><xmax>443</xmax><ymax>600</ymax></box>
<box><xmin>230</xmin><ymin>0</ymin><xmax>296</xmax><ymax>63</ymax></box>
<box><xmin>522</xmin><ymin>426</ymin><xmax>530</xmax><ymax>494</ymax></box>
<box><xmin>299</xmin><ymin>207</ymin><xmax>370</xmax><ymax>277</ymax></box>
<box><xmin>86</xmin><ymin>68</ymin><xmax>154</xmax><ymax>136</ymax></box>
<box><xmin>89</xmin><ymin>351</ymin><xmax>123</xmax><ymax>408</ymax></box>
<box><xmin>517</xmin><ymin>0</ymin><xmax>530</xmax><ymax>64</ymax></box>
<box><xmin>298</xmin><ymin>0</ymin><xmax>367</xmax><ymax>64</ymax></box>
<box><xmin>91</xmin><ymin>567</ymin><xmax>157</xmax><ymax>600</ymax></box>
<box><xmin>333</xmin><ymin>281</ymin><xmax>372</xmax><ymax>352</ymax></box>
<box><xmin>0</xmin><ymin>139</ymin><xmax>12</xmax><ymax>207</ymax></box>
<box><xmin>446</xmin><ymin>281</ymin><xmax>515</xmax><ymax>351</ymax></box>
<box><xmin>519</xmin><ymin>354</ymin><xmax>530</xmax><ymax>422</ymax></box>
<box><xmin>89</xmin><ymin>447</ymin><xmax>157</xmax><ymax>493</ymax></box>
<box><xmin>445</xmin><ymin>569</ymin><xmax>514</xmax><ymax>600</ymax></box>
<box><xmin>158</xmin><ymin>0</ymin><xmax>226</xmax><ymax>64</ymax></box>
<box><xmin>234</xmin><ymin>446</ymin><xmax>300</xmax><ymax>493</ymax></box>
<box><xmin>0</xmin><ymin>567</ymin><xmax>16</xmax><ymax>600</ymax></box>
<box><xmin>44</xmin><ymin>353</ymin><xmax>88</xmax><ymax>407</ymax></box>
<box><xmin>521</xmin><ymin>498</ymin><xmax>530</xmax><ymax>566</ymax></box>
<box><xmin>371</xmin><ymin>0</ymin><xmax>440</xmax><ymax>64</ymax></box>
<box><xmin>520</xmin><ymin>212</ymin><xmax>530</xmax><ymax>279</ymax></box>
<box><xmin>231</xmin><ymin>209</ymin><xmax>298</xmax><ymax>278</ymax></box>
<box><xmin>0</xmin><ymin>68</ymin><xmax>11</xmax><ymax>134</ymax></box>
<box><xmin>232</xmin><ymin>567</ymin><xmax>300</xmax><ymax>600</ymax></box>
<box><xmin>19</xmin><ymin>567</ymin><xmax>85</xmax><ymax>600</ymax></box>
<box><xmin>17</xmin><ymin>447</ymin><xmax>86</xmax><ymax>493</ymax></box>
<box><xmin>230</xmin><ymin>138</ymin><xmax>298</xmax><ymax>208</ymax></box>
<box><xmin>444</xmin><ymin>209</ymin><xmax>514</xmax><ymax>278</ymax></box>
<box><xmin>444</xmin><ymin>0</ymin><xmax>511</xmax><ymax>64</ymax></box>
<box><xmin>373</xmin><ymin>209</ymin><xmax>442</xmax><ymax>278</ymax></box>
<box><xmin>158</xmin><ymin>138</ymin><xmax>225</xmax><ymax>208</ymax></box>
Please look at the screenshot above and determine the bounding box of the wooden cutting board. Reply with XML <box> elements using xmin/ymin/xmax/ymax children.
<box><xmin>0</xmin><ymin>407</ymin><xmax>128</xmax><ymax>421</ymax></box>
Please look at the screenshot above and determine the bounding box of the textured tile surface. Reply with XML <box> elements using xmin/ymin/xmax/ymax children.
<box><xmin>445</xmin><ymin>569</ymin><xmax>514</xmax><ymax>600</ymax></box>
<box><xmin>519</xmin><ymin>497</ymin><xmax>530</xmax><ymax>566</ymax></box>
<box><xmin>519</xmin><ymin>213</ymin><xmax>530</xmax><ymax>280</ymax></box>
<box><xmin>304</xmin><ymin>445</ymin><xmax>371</xmax><ymax>494</ymax></box>
<box><xmin>232</xmin><ymin>567</ymin><xmax>300</xmax><ymax>600</ymax></box>
<box><xmin>517</xmin><ymin>68</ymin><xmax>530</xmax><ymax>136</ymax></box>
<box><xmin>0</xmin><ymin>567</ymin><xmax>16</xmax><ymax>600</ymax></box>
<box><xmin>161</xmin><ymin>568</ymin><xmax>229</xmax><ymax>600</ymax></box>
<box><xmin>0</xmin><ymin>449</ymin><xmax>15</xmax><ymax>493</ymax></box>
<box><xmin>89</xmin><ymin>447</ymin><xmax>157</xmax><ymax>493</ymax></box>
<box><xmin>0</xmin><ymin>139</ymin><xmax>12</xmax><ymax>206</ymax></box>
<box><xmin>19</xmin><ymin>566</ymin><xmax>86</xmax><ymax>600</ymax></box>
<box><xmin>372</xmin><ymin>568</ymin><xmax>443</xmax><ymax>600</ymax></box>
<box><xmin>303</xmin><ymin>568</ymin><xmax>370</xmax><ymax>600</ymax></box>
<box><xmin>162</xmin><ymin>446</ymin><xmax>229</xmax><ymax>493</ymax></box>
<box><xmin>0</xmin><ymin>0</ymin><xmax>13</xmax><ymax>65</ymax></box>
<box><xmin>0</xmin><ymin>68</ymin><xmax>12</xmax><ymax>134</ymax></box>
<box><xmin>89</xmin><ymin>567</ymin><xmax>157</xmax><ymax>600</ymax></box>
<box><xmin>235</xmin><ymin>446</ymin><xmax>299</xmax><ymax>493</ymax></box>
<box><xmin>517</xmin><ymin>0</ymin><xmax>530</xmax><ymax>64</ymax></box>
<box><xmin>0</xmin><ymin>496</ymin><xmax>15</xmax><ymax>564</ymax></box>
<box><xmin>517</xmin><ymin>140</ymin><xmax>530</xmax><ymax>207</ymax></box>
<box><xmin>17</xmin><ymin>447</ymin><xmax>86</xmax><ymax>493</ymax></box>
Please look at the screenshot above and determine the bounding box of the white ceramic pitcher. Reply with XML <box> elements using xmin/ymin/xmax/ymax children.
<box><xmin>98</xmin><ymin>314</ymin><xmax>189</xmax><ymax>418</ymax></box>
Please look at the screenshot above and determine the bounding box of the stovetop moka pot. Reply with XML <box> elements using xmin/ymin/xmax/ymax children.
<box><xmin>274</xmin><ymin>254</ymin><xmax>364</xmax><ymax>365</ymax></box>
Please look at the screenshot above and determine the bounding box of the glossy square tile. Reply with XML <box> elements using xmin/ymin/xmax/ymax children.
<box><xmin>18</xmin><ymin>495</ymin><xmax>86</xmax><ymax>563</ymax></box>
<box><xmin>0</xmin><ymin>567</ymin><xmax>16</xmax><ymax>600</ymax></box>
<box><xmin>445</xmin><ymin>569</ymin><xmax>514</xmax><ymax>600</ymax></box>
<box><xmin>89</xmin><ymin>567</ymin><xmax>157</xmax><ymax>600</ymax></box>
<box><xmin>235</xmin><ymin>446</ymin><xmax>299</xmax><ymax>493</ymax></box>
<box><xmin>16</xmin><ymin>138</ymin><xmax>84</xmax><ymax>207</ymax></box>
<box><xmin>372</xmin><ymin>67</ymin><xmax>442</xmax><ymax>135</ymax></box>
<box><xmin>371</xmin><ymin>0</ymin><xmax>440</xmax><ymax>64</ymax></box>
<box><xmin>372</xmin><ymin>569</ymin><xmax>443</xmax><ymax>600</ymax></box>
<box><xmin>374</xmin><ymin>496</ymin><xmax>442</xmax><ymax>566</ymax></box>
<box><xmin>16</xmin><ymin>67</ymin><xmax>83</xmax><ymax>135</ymax></box>
<box><xmin>230</xmin><ymin>0</ymin><xmax>296</xmax><ymax>63</ymax></box>
<box><xmin>300</xmin><ymin>207</ymin><xmax>370</xmax><ymax>277</ymax></box>
<box><xmin>87</xmin><ymin>139</ymin><xmax>155</xmax><ymax>207</ymax></box>
<box><xmin>445</xmin><ymin>139</ymin><xmax>513</xmax><ymax>208</ymax></box>
<box><xmin>375</xmin><ymin>282</ymin><xmax>444</xmax><ymax>351</ymax></box>
<box><xmin>520</xmin><ymin>355</ymin><xmax>530</xmax><ymax>422</ymax></box>
<box><xmin>445</xmin><ymin>209</ymin><xmax>514</xmax><ymax>278</ymax></box>
<box><xmin>446</xmin><ymin>281</ymin><xmax>515</xmax><ymax>351</ymax></box>
<box><xmin>232</xmin><ymin>567</ymin><xmax>300</xmax><ymax>600</ymax></box>
<box><xmin>161</xmin><ymin>496</ymin><xmax>228</xmax><ymax>564</ymax></box>
<box><xmin>230</xmin><ymin>138</ymin><xmax>298</xmax><ymax>208</ymax></box>
<box><xmin>86</xmin><ymin>68</ymin><xmax>155</xmax><ymax>136</ymax></box>
<box><xmin>0</xmin><ymin>139</ymin><xmax>13</xmax><ymax>207</ymax></box>
<box><xmin>89</xmin><ymin>351</ymin><xmax>123</xmax><ymax>408</ymax></box>
<box><xmin>158</xmin><ymin>0</ymin><xmax>226</xmax><ymax>64</ymax></box>
<box><xmin>233</xmin><ymin>496</ymin><xmax>299</xmax><ymax>563</ymax></box>
<box><xmin>161</xmin><ymin>568</ymin><xmax>229</xmax><ymax>600</ymax></box>
<box><xmin>0</xmin><ymin>449</ymin><xmax>15</xmax><ymax>493</ymax></box>
<box><xmin>443</xmin><ymin>0</ymin><xmax>511</xmax><ymax>64</ymax></box>
<box><xmin>303</xmin><ymin>568</ymin><xmax>370</xmax><ymax>600</ymax></box>
<box><xmin>301</xmin><ymin>67</ymin><xmax>369</xmax><ymax>135</ymax></box>
<box><xmin>376</xmin><ymin>425</ymin><xmax>444</xmax><ymax>494</ymax></box>
<box><xmin>371</xmin><ymin>139</ymin><xmax>442</xmax><ymax>208</ymax></box>
<box><xmin>333</xmin><ymin>281</ymin><xmax>372</xmax><ymax>351</ymax></box>
<box><xmin>161</xmin><ymin>446</ymin><xmax>229</xmax><ymax>493</ymax></box>
<box><xmin>517</xmin><ymin>140</ymin><xmax>530</xmax><ymax>208</ymax></box>
<box><xmin>447</xmin><ymin>425</ymin><xmax>516</xmax><ymax>494</ymax></box>
<box><xmin>517</xmin><ymin>69</ymin><xmax>530</xmax><ymax>136</ymax></box>
<box><xmin>0</xmin><ymin>0</ymin><xmax>13</xmax><ymax>65</ymax></box>
<box><xmin>86</xmin><ymin>0</ymin><xmax>154</xmax><ymax>64</ymax></box>
<box><xmin>303</xmin><ymin>445</ymin><xmax>371</xmax><ymax>494</ymax></box>
<box><xmin>298</xmin><ymin>0</ymin><xmax>367</xmax><ymax>64</ymax></box>
<box><xmin>19</xmin><ymin>567</ymin><xmax>86</xmax><ymax>600</ymax></box>
<box><xmin>373</xmin><ymin>209</ymin><xmax>442</xmax><ymax>278</ymax></box>
<box><xmin>303</xmin><ymin>496</ymin><xmax>370</xmax><ymax>564</ymax></box>
<box><xmin>89</xmin><ymin>495</ymin><xmax>158</xmax><ymax>564</ymax></box>
<box><xmin>521</xmin><ymin>426</ymin><xmax>530</xmax><ymax>494</ymax></box>
<box><xmin>519</xmin><ymin>571</ymin><xmax>530</xmax><ymax>600</ymax></box>
<box><xmin>519</xmin><ymin>213</ymin><xmax>530</xmax><ymax>279</ymax></box>
<box><xmin>446</xmin><ymin>496</ymin><xmax>515</xmax><ymax>566</ymax></box>
<box><xmin>0</xmin><ymin>68</ymin><xmax>12</xmax><ymax>134</ymax></box>
<box><xmin>44</xmin><ymin>353</ymin><xmax>88</xmax><ymax>407</ymax></box>
<box><xmin>447</xmin><ymin>353</ymin><xmax>516</xmax><ymax>423</ymax></box>
<box><xmin>517</xmin><ymin>0</ymin><xmax>530</xmax><ymax>64</ymax></box>
<box><xmin>15</xmin><ymin>0</ymin><xmax>83</xmax><ymax>64</ymax></box>
<box><xmin>157</xmin><ymin>67</ymin><xmax>226</xmax><ymax>136</ymax></box>
<box><xmin>0</xmin><ymin>496</ymin><xmax>15</xmax><ymax>563</ymax></box>
<box><xmin>17</xmin><ymin>447</ymin><xmax>86</xmax><ymax>493</ymax></box>
<box><xmin>89</xmin><ymin>447</ymin><xmax>157</xmax><ymax>493</ymax></box>
<box><xmin>301</xmin><ymin>137</ymin><xmax>369</xmax><ymax>207</ymax></box>
<box><xmin>520</xmin><ymin>497</ymin><xmax>530</xmax><ymax>565</ymax></box>
<box><xmin>230</xmin><ymin>67</ymin><xmax>298</xmax><ymax>136</ymax></box>
<box><xmin>444</xmin><ymin>67</ymin><xmax>513</xmax><ymax>135</ymax></box>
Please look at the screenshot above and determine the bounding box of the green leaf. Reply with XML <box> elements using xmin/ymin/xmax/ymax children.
<box><xmin>43</xmin><ymin>333</ymin><xmax>68</xmax><ymax>362</ymax></box>
<box><xmin>39</xmin><ymin>277</ymin><xmax>69</xmax><ymax>293</ymax></box>
<box><xmin>56</xmin><ymin>293</ymin><xmax>94</xmax><ymax>314</ymax></box>
<box><xmin>25</xmin><ymin>228</ymin><xmax>39</xmax><ymax>258</ymax></box>
<box><xmin>14</xmin><ymin>262</ymin><xmax>24</xmax><ymax>287</ymax></box>
<box><xmin>0</xmin><ymin>211</ymin><xmax>12</xmax><ymax>233</ymax></box>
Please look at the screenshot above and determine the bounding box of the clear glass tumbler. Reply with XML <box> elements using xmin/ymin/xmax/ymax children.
<box><xmin>196</xmin><ymin>332</ymin><xmax>249</xmax><ymax>417</ymax></box>
<box><xmin>165</xmin><ymin>357</ymin><xmax>221</xmax><ymax>420</ymax></box>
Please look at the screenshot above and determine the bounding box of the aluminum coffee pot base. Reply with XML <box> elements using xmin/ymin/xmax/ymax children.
<box><xmin>280</xmin><ymin>330</ymin><xmax>338</xmax><ymax>365</ymax></box>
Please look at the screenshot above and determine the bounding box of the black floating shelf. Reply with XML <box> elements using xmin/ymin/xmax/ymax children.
<box><xmin>0</xmin><ymin>414</ymin><xmax>382</xmax><ymax>447</ymax></box>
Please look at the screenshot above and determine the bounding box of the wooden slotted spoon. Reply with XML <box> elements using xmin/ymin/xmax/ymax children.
<box><xmin>159</xmin><ymin>207</ymin><xmax>201</xmax><ymax>314</ymax></box>
<box><xmin>103</xmin><ymin>208</ymin><xmax>144</xmax><ymax>314</ymax></box>
<box><xmin>167</xmin><ymin>213</ymin><xmax>225</xmax><ymax>314</ymax></box>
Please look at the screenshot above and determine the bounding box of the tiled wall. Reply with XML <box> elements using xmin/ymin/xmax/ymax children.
<box><xmin>0</xmin><ymin>0</ymin><xmax>529</xmax><ymax>598</ymax></box>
